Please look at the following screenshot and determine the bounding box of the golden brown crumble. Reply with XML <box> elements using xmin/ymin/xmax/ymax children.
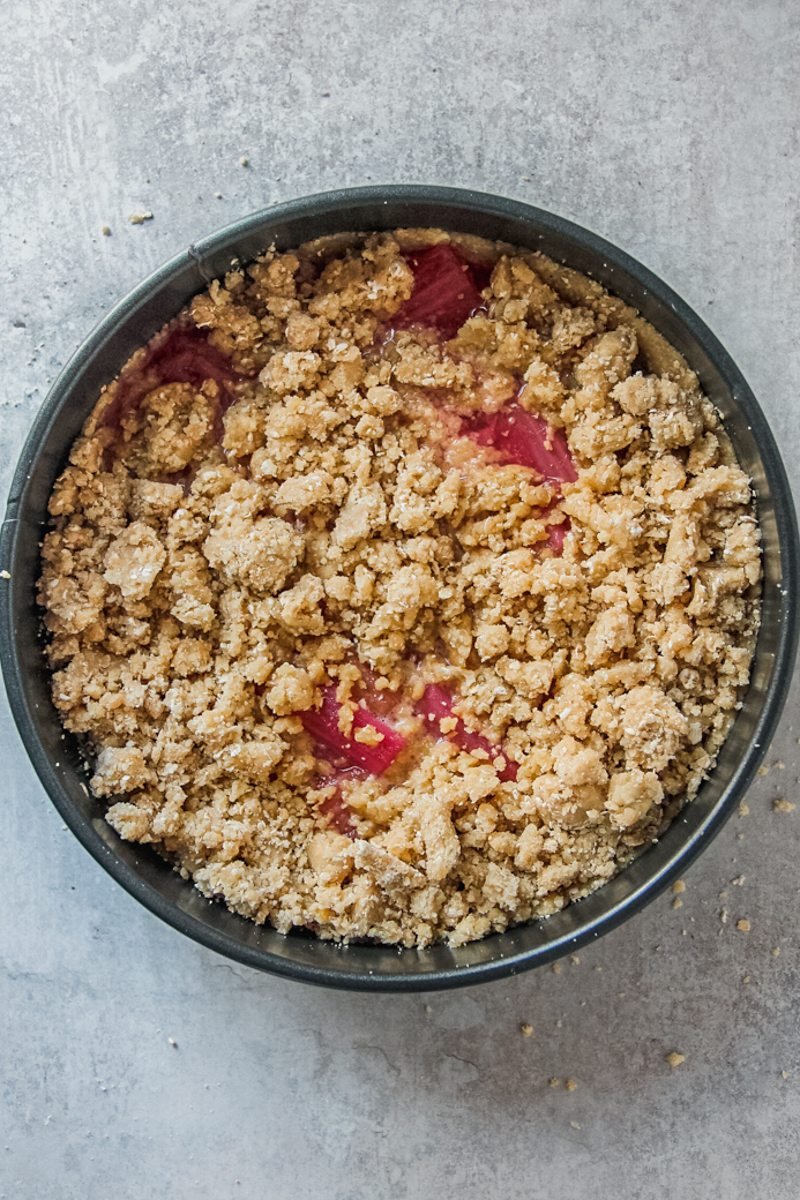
<box><xmin>772</xmin><ymin>798</ymin><xmax>795</xmax><ymax>813</ymax></box>
<box><xmin>39</xmin><ymin>228</ymin><xmax>761</xmax><ymax>947</ymax></box>
<box><xmin>665</xmin><ymin>1051</ymin><xmax>686</xmax><ymax>1069</ymax></box>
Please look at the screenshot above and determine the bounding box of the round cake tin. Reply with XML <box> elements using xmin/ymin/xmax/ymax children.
<box><xmin>1</xmin><ymin>185</ymin><xmax>797</xmax><ymax>991</ymax></box>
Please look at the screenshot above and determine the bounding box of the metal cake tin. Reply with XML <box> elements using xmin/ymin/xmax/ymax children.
<box><xmin>1</xmin><ymin>185</ymin><xmax>797</xmax><ymax>991</ymax></box>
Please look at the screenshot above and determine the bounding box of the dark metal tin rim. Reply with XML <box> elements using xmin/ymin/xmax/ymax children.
<box><xmin>2</xmin><ymin>185</ymin><xmax>798</xmax><ymax>992</ymax></box>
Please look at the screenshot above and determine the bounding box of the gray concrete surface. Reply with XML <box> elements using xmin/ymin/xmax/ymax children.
<box><xmin>1</xmin><ymin>1</ymin><xmax>798</xmax><ymax>1196</ymax></box>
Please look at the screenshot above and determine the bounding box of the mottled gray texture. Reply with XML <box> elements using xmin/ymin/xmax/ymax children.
<box><xmin>1</xmin><ymin>1</ymin><xmax>799</xmax><ymax>1196</ymax></box>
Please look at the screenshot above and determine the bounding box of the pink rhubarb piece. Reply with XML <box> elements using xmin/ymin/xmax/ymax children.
<box><xmin>392</xmin><ymin>244</ymin><xmax>491</xmax><ymax>340</ymax></box>
<box><xmin>545</xmin><ymin>518</ymin><xmax>570</xmax><ymax>554</ymax></box>
<box><xmin>150</xmin><ymin>327</ymin><xmax>240</xmax><ymax>388</ymax></box>
<box><xmin>465</xmin><ymin>402</ymin><xmax>577</xmax><ymax>483</ymax></box>
<box><xmin>318</xmin><ymin>790</ymin><xmax>358</xmax><ymax>838</ymax></box>
<box><xmin>301</xmin><ymin>685</ymin><xmax>406</xmax><ymax>775</ymax></box>
<box><xmin>416</xmin><ymin>684</ymin><xmax>517</xmax><ymax>782</ymax></box>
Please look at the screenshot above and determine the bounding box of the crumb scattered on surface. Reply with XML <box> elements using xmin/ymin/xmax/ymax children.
<box><xmin>240</xmin><ymin>156</ymin><xmax>250</xmax><ymax>167</ymax></box>
<box><xmin>101</xmin><ymin>225</ymin><xmax>112</xmax><ymax>237</ymax></box>
<box><xmin>0</xmin><ymin>569</ymin><xmax>10</xmax><ymax>580</ymax></box>
<box><xmin>565</xmin><ymin>1077</ymin><xmax>578</xmax><ymax>1091</ymax></box>
<box><xmin>549</xmin><ymin>1077</ymin><xmax>561</xmax><ymax>1088</ymax></box>
<box><xmin>771</xmin><ymin>946</ymin><xmax>781</xmax><ymax>958</ymax></box>
<box><xmin>38</xmin><ymin>228</ymin><xmax>762</xmax><ymax>948</ymax></box>
<box><xmin>520</xmin><ymin>1022</ymin><xmax>534</xmax><ymax>1037</ymax></box>
<box><xmin>736</xmin><ymin>918</ymin><xmax>751</xmax><ymax>933</ymax></box>
<box><xmin>167</xmin><ymin>1037</ymin><xmax>178</xmax><ymax>1048</ymax></box>
<box><xmin>128</xmin><ymin>211</ymin><xmax>154</xmax><ymax>225</ymax></box>
<box><xmin>772</xmin><ymin>798</ymin><xmax>795</xmax><ymax>813</ymax></box>
<box><xmin>757</xmin><ymin>765</ymin><xmax>770</xmax><ymax>777</ymax></box>
<box><xmin>671</xmin><ymin>896</ymin><xmax>683</xmax><ymax>910</ymax></box>
<box><xmin>739</xmin><ymin>801</ymin><xmax>750</xmax><ymax>817</ymax></box>
<box><xmin>551</xmin><ymin>962</ymin><xmax>563</xmax><ymax>975</ymax></box>
<box><xmin>665</xmin><ymin>1051</ymin><xmax>685</xmax><ymax>1068</ymax></box>
<box><xmin>672</xmin><ymin>879</ymin><xmax>685</xmax><ymax>894</ymax></box>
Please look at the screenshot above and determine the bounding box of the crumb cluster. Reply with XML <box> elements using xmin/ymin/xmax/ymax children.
<box><xmin>39</xmin><ymin>228</ymin><xmax>761</xmax><ymax>946</ymax></box>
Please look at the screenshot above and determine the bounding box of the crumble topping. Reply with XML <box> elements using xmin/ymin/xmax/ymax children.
<box><xmin>38</xmin><ymin>228</ymin><xmax>761</xmax><ymax>947</ymax></box>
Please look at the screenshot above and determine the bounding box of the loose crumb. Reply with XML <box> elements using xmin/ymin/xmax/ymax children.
<box><xmin>756</xmin><ymin>765</ymin><xmax>770</xmax><ymax>777</ymax></box>
<box><xmin>549</xmin><ymin>1077</ymin><xmax>561</xmax><ymax>1088</ymax></box>
<box><xmin>569</xmin><ymin>953</ymin><xmax>580</xmax><ymax>965</ymax></box>
<box><xmin>240</xmin><ymin>156</ymin><xmax>250</xmax><ymax>167</ymax></box>
<box><xmin>739</xmin><ymin>801</ymin><xmax>750</xmax><ymax>817</ymax></box>
<box><xmin>672</xmin><ymin>880</ymin><xmax>686</xmax><ymax>894</ymax></box>
<box><xmin>551</xmin><ymin>963</ymin><xmax>563</xmax><ymax>975</ymax></box>
<box><xmin>0</xmin><ymin>569</ymin><xmax>10</xmax><ymax>580</ymax></box>
<box><xmin>671</xmin><ymin>896</ymin><xmax>683</xmax><ymax>910</ymax></box>
<box><xmin>736</xmin><ymin>918</ymin><xmax>751</xmax><ymax>933</ymax></box>
<box><xmin>128</xmin><ymin>211</ymin><xmax>154</xmax><ymax>225</ymax></box>
<box><xmin>781</xmin><ymin>1070</ymin><xmax>790</xmax><ymax>1080</ymax></box>
<box><xmin>167</xmin><ymin>1037</ymin><xmax>178</xmax><ymax>1048</ymax></box>
<box><xmin>520</xmin><ymin>1022</ymin><xmax>534</xmax><ymax>1037</ymax></box>
<box><xmin>565</xmin><ymin>1078</ymin><xmax>578</xmax><ymax>1092</ymax></box>
<box><xmin>101</xmin><ymin>225</ymin><xmax>112</xmax><ymax>237</ymax></box>
<box><xmin>772</xmin><ymin>798</ymin><xmax>795</xmax><ymax>813</ymax></box>
<box><xmin>771</xmin><ymin>946</ymin><xmax>781</xmax><ymax>958</ymax></box>
<box><xmin>665</xmin><ymin>1051</ymin><xmax>686</xmax><ymax>1069</ymax></box>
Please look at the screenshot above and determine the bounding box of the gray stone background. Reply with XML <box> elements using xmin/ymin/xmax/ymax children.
<box><xmin>1</xmin><ymin>0</ymin><xmax>798</xmax><ymax>1196</ymax></box>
